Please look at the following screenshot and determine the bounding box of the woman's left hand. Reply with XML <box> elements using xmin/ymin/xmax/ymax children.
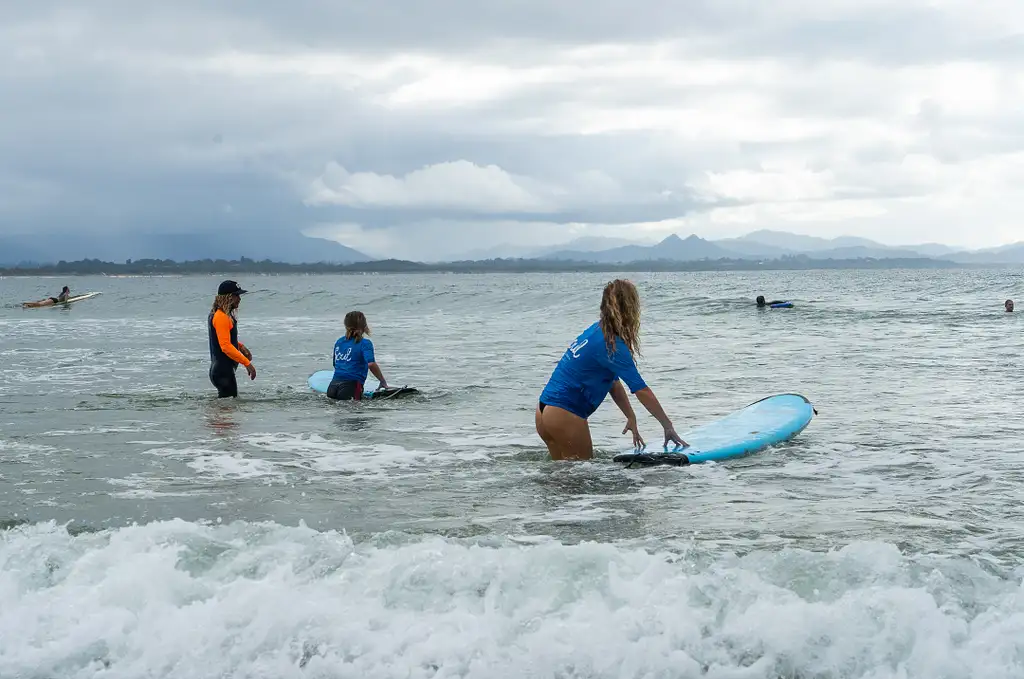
<box><xmin>622</xmin><ymin>417</ymin><xmax>645</xmax><ymax>449</ymax></box>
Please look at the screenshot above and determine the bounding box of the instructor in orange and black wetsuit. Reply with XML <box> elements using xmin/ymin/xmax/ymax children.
<box><xmin>208</xmin><ymin>280</ymin><xmax>256</xmax><ymax>398</ymax></box>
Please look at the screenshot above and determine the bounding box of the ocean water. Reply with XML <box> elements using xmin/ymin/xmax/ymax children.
<box><xmin>1</xmin><ymin>269</ymin><xmax>1023</xmax><ymax>678</ymax></box>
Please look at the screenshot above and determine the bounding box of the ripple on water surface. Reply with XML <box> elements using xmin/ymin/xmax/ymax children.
<box><xmin>2</xmin><ymin>270</ymin><xmax>1024</xmax><ymax>676</ymax></box>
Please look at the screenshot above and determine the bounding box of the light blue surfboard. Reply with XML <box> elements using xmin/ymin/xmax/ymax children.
<box><xmin>613</xmin><ymin>393</ymin><xmax>816</xmax><ymax>466</ymax></box>
<box><xmin>308</xmin><ymin>369</ymin><xmax>336</xmax><ymax>394</ymax></box>
<box><xmin>307</xmin><ymin>369</ymin><xmax>419</xmax><ymax>401</ymax></box>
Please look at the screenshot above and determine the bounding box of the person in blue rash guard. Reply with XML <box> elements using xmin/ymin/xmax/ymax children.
<box><xmin>535</xmin><ymin>279</ymin><xmax>686</xmax><ymax>461</ymax></box>
<box><xmin>326</xmin><ymin>310</ymin><xmax>389</xmax><ymax>401</ymax></box>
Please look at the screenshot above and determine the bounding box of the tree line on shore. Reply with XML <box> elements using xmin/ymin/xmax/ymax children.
<box><xmin>0</xmin><ymin>254</ymin><xmax>970</xmax><ymax>276</ymax></box>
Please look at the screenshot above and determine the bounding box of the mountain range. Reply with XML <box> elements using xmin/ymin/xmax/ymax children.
<box><xmin>513</xmin><ymin>230</ymin><xmax>1024</xmax><ymax>265</ymax></box>
<box><xmin>2</xmin><ymin>228</ymin><xmax>1021</xmax><ymax>266</ymax></box>
<box><xmin>450</xmin><ymin>236</ymin><xmax>645</xmax><ymax>262</ymax></box>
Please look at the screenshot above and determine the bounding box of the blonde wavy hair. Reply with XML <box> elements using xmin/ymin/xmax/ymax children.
<box><xmin>599</xmin><ymin>279</ymin><xmax>642</xmax><ymax>357</ymax></box>
<box><xmin>210</xmin><ymin>294</ymin><xmax>238</xmax><ymax>317</ymax></box>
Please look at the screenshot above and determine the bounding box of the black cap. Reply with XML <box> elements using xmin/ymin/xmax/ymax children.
<box><xmin>218</xmin><ymin>280</ymin><xmax>247</xmax><ymax>295</ymax></box>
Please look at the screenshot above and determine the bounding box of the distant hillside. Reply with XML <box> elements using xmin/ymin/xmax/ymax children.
<box><xmin>0</xmin><ymin>230</ymin><xmax>370</xmax><ymax>266</ymax></box>
<box><xmin>716</xmin><ymin>229</ymin><xmax>884</xmax><ymax>253</ymax></box>
<box><xmin>539</xmin><ymin>236</ymin><xmax>651</xmax><ymax>254</ymax></box>
<box><xmin>711</xmin><ymin>239</ymin><xmax>796</xmax><ymax>259</ymax></box>
<box><xmin>544</xmin><ymin>234</ymin><xmax>734</xmax><ymax>263</ymax></box>
<box><xmin>802</xmin><ymin>246</ymin><xmax>930</xmax><ymax>260</ymax></box>
<box><xmin>529</xmin><ymin>229</ymin><xmax>1024</xmax><ymax>265</ymax></box>
<box><xmin>895</xmin><ymin>243</ymin><xmax>957</xmax><ymax>257</ymax></box>
<box><xmin>455</xmin><ymin>235</ymin><xmax>649</xmax><ymax>261</ymax></box>
<box><xmin>0</xmin><ymin>253</ymin><xmax>971</xmax><ymax>276</ymax></box>
<box><xmin>542</xmin><ymin>232</ymin><xmax>937</xmax><ymax>263</ymax></box>
<box><xmin>942</xmin><ymin>243</ymin><xmax>1024</xmax><ymax>264</ymax></box>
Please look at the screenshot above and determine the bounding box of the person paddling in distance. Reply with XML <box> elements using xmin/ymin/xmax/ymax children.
<box><xmin>22</xmin><ymin>286</ymin><xmax>71</xmax><ymax>308</ymax></box>
<box><xmin>327</xmin><ymin>311</ymin><xmax>389</xmax><ymax>401</ymax></box>
<box><xmin>535</xmin><ymin>279</ymin><xmax>686</xmax><ymax>461</ymax></box>
<box><xmin>756</xmin><ymin>295</ymin><xmax>787</xmax><ymax>308</ymax></box>
<box><xmin>208</xmin><ymin>280</ymin><xmax>256</xmax><ymax>398</ymax></box>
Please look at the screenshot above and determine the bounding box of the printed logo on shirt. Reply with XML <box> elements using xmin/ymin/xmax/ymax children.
<box><xmin>335</xmin><ymin>347</ymin><xmax>353</xmax><ymax>363</ymax></box>
<box><xmin>567</xmin><ymin>338</ymin><xmax>589</xmax><ymax>359</ymax></box>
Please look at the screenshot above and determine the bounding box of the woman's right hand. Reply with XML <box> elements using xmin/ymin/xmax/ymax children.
<box><xmin>622</xmin><ymin>416</ymin><xmax>645</xmax><ymax>449</ymax></box>
<box><xmin>245</xmin><ymin>363</ymin><xmax>257</xmax><ymax>380</ymax></box>
<box><xmin>664</xmin><ymin>425</ymin><xmax>687</xmax><ymax>449</ymax></box>
<box><xmin>634</xmin><ymin>388</ymin><xmax>686</xmax><ymax>448</ymax></box>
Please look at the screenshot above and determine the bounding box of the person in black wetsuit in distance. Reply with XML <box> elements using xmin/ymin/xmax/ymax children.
<box><xmin>756</xmin><ymin>295</ymin><xmax>787</xmax><ymax>308</ymax></box>
<box><xmin>1006</xmin><ymin>299</ymin><xmax>1014</xmax><ymax>313</ymax></box>
<box><xmin>207</xmin><ymin>280</ymin><xmax>256</xmax><ymax>398</ymax></box>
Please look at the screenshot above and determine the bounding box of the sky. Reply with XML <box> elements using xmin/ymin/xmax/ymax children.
<box><xmin>2</xmin><ymin>1</ymin><xmax>1024</xmax><ymax>261</ymax></box>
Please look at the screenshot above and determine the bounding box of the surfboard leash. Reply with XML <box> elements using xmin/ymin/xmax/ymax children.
<box><xmin>378</xmin><ymin>385</ymin><xmax>409</xmax><ymax>400</ymax></box>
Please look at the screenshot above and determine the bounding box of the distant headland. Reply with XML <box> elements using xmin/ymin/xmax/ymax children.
<box><xmin>0</xmin><ymin>254</ymin><xmax>992</xmax><ymax>276</ymax></box>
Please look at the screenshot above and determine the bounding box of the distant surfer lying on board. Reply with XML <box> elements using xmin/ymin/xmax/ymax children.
<box><xmin>535</xmin><ymin>279</ymin><xmax>686</xmax><ymax>461</ymax></box>
<box><xmin>208</xmin><ymin>280</ymin><xmax>256</xmax><ymax>398</ymax></box>
<box><xmin>326</xmin><ymin>311</ymin><xmax>389</xmax><ymax>401</ymax></box>
<box><xmin>756</xmin><ymin>295</ymin><xmax>789</xmax><ymax>308</ymax></box>
<box><xmin>22</xmin><ymin>286</ymin><xmax>71</xmax><ymax>308</ymax></box>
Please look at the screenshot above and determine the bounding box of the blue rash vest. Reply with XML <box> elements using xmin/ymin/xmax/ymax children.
<box><xmin>332</xmin><ymin>336</ymin><xmax>375</xmax><ymax>383</ymax></box>
<box><xmin>539</xmin><ymin>322</ymin><xmax>647</xmax><ymax>419</ymax></box>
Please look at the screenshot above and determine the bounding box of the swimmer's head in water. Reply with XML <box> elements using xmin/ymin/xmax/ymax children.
<box><xmin>1007</xmin><ymin>299</ymin><xmax>1015</xmax><ymax>312</ymax></box>
<box><xmin>600</xmin><ymin>279</ymin><xmax>641</xmax><ymax>357</ymax></box>
<box><xmin>344</xmin><ymin>310</ymin><xmax>371</xmax><ymax>342</ymax></box>
<box><xmin>756</xmin><ymin>295</ymin><xmax>766</xmax><ymax>307</ymax></box>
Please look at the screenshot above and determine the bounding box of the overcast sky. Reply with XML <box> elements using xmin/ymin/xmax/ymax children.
<box><xmin>3</xmin><ymin>1</ymin><xmax>1023</xmax><ymax>259</ymax></box>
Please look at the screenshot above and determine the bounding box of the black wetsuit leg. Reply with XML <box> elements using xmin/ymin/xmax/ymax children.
<box><xmin>326</xmin><ymin>379</ymin><xmax>363</xmax><ymax>401</ymax></box>
<box><xmin>209</xmin><ymin>361</ymin><xmax>238</xmax><ymax>398</ymax></box>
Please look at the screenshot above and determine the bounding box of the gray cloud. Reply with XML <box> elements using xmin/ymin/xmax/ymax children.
<box><xmin>2</xmin><ymin>0</ymin><xmax>1023</xmax><ymax>256</ymax></box>
<box><xmin>6</xmin><ymin>0</ymin><xmax>1007</xmax><ymax>63</ymax></box>
<box><xmin>2</xmin><ymin>1</ymin><xmax>727</xmax><ymax>54</ymax></box>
